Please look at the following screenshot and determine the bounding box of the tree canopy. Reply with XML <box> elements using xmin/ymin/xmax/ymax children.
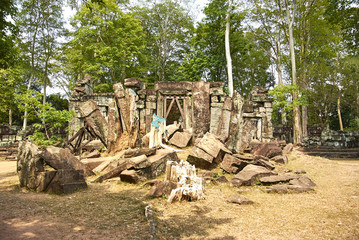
<box><xmin>0</xmin><ymin>0</ymin><xmax>358</xmax><ymax>141</ymax></box>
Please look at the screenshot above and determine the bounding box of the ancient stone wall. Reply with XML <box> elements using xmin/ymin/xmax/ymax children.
<box><xmin>68</xmin><ymin>76</ymin><xmax>274</xmax><ymax>152</ymax></box>
<box><xmin>304</xmin><ymin>129</ymin><xmax>359</xmax><ymax>148</ymax></box>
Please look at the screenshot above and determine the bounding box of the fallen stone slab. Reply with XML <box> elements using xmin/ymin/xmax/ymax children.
<box><xmin>289</xmin><ymin>175</ymin><xmax>316</xmax><ymax>187</ymax></box>
<box><xmin>259</xmin><ymin>175</ymin><xmax>293</xmax><ymax>185</ymax></box>
<box><xmin>85</xmin><ymin>150</ymin><xmax>101</xmax><ymax>159</ymax></box>
<box><xmin>79</xmin><ymin>100</ymin><xmax>108</xmax><ymax>146</ymax></box>
<box><xmin>264</xmin><ymin>184</ymin><xmax>314</xmax><ymax>193</ymax></box>
<box><xmin>283</xmin><ymin>143</ymin><xmax>294</xmax><ymax>155</ymax></box>
<box><xmin>187</xmin><ymin>146</ymin><xmax>215</xmax><ymax>169</ymax></box>
<box><xmin>40</xmin><ymin>146</ymin><xmax>94</xmax><ymax>177</ymax></box>
<box><xmin>220</xmin><ymin>154</ymin><xmax>248</xmax><ymax>174</ymax></box>
<box><xmin>254</xmin><ymin>143</ymin><xmax>282</xmax><ymax>159</ymax></box>
<box><xmin>252</xmin><ymin>157</ymin><xmax>275</xmax><ymax>170</ymax></box>
<box><xmin>195</xmin><ymin>132</ymin><xmax>231</xmax><ymax>163</ymax></box>
<box><xmin>140</xmin><ymin>149</ymin><xmax>180</xmax><ymax>179</ymax></box>
<box><xmin>120</xmin><ymin>169</ymin><xmax>140</xmax><ymax>184</ymax></box>
<box><xmin>46</xmin><ymin>169</ymin><xmax>87</xmax><ymax>194</ymax></box>
<box><xmin>272</xmin><ymin>155</ymin><xmax>288</xmax><ymax>164</ymax></box>
<box><xmin>93</xmin><ymin>160</ymin><xmax>133</xmax><ymax>183</ymax></box>
<box><xmin>124</xmin><ymin>148</ymin><xmax>156</xmax><ymax>158</ymax></box>
<box><xmin>80</xmin><ymin>158</ymin><xmax>107</xmax><ymax>170</ymax></box>
<box><xmin>230</xmin><ymin>164</ymin><xmax>277</xmax><ymax>187</ymax></box>
<box><xmin>169</xmin><ymin>131</ymin><xmax>192</xmax><ymax>148</ymax></box>
<box><xmin>216</xmin><ymin>175</ymin><xmax>228</xmax><ymax>183</ymax></box>
<box><xmin>165</xmin><ymin>124</ymin><xmax>180</xmax><ymax>139</ymax></box>
<box><xmin>227</xmin><ymin>194</ymin><xmax>254</xmax><ymax>205</ymax></box>
<box><xmin>128</xmin><ymin>154</ymin><xmax>150</xmax><ymax>169</ymax></box>
<box><xmin>147</xmin><ymin>181</ymin><xmax>177</xmax><ymax>198</ymax></box>
<box><xmin>233</xmin><ymin>153</ymin><xmax>255</xmax><ymax>161</ymax></box>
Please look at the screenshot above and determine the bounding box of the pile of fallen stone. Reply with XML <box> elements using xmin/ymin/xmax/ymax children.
<box><xmin>17</xmin><ymin>141</ymin><xmax>93</xmax><ymax>194</ymax></box>
<box><xmin>172</xmin><ymin>132</ymin><xmax>316</xmax><ymax>194</ymax></box>
<box><xmin>81</xmin><ymin>147</ymin><xmax>179</xmax><ymax>184</ymax></box>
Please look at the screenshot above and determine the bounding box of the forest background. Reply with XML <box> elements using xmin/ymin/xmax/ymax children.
<box><xmin>0</xmin><ymin>0</ymin><xmax>358</xmax><ymax>144</ymax></box>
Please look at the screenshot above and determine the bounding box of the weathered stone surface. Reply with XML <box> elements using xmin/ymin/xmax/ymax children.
<box><xmin>197</xmin><ymin>170</ymin><xmax>215</xmax><ymax>178</ymax></box>
<box><xmin>195</xmin><ymin>132</ymin><xmax>231</xmax><ymax>163</ymax></box>
<box><xmin>227</xmin><ymin>194</ymin><xmax>254</xmax><ymax>205</ymax></box>
<box><xmin>93</xmin><ymin>160</ymin><xmax>132</xmax><ymax>183</ymax></box>
<box><xmin>120</xmin><ymin>169</ymin><xmax>140</xmax><ymax>183</ymax></box>
<box><xmin>79</xmin><ymin>100</ymin><xmax>108</xmax><ymax>146</ymax></box>
<box><xmin>113</xmin><ymin>83</ymin><xmax>131</xmax><ymax>132</ymax></box>
<box><xmin>107</xmin><ymin>99</ymin><xmax>121</xmax><ymax>152</ymax></box>
<box><xmin>272</xmin><ymin>155</ymin><xmax>288</xmax><ymax>164</ymax></box>
<box><xmin>283</xmin><ymin>143</ymin><xmax>294</xmax><ymax>155</ymax></box>
<box><xmin>124</xmin><ymin>148</ymin><xmax>156</xmax><ymax>158</ymax></box>
<box><xmin>289</xmin><ymin>175</ymin><xmax>316</xmax><ymax>187</ymax></box>
<box><xmin>46</xmin><ymin>169</ymin><xmax>87</xmax><ymax>194</ymax></box>
<box><xmin>187</xmin><ymin>146</ymin><xmax>215</xmax><ymax>169</ymax></box>
<box><xmin>17</xmin><ymin>141</ymin><xmax>43</xmax><ymax>189</ymax></box>
<box><xmin>124</xmin><ymin>78</ymin><xmax>143</xmax><ymax>89</ymax></box>
<box><xmin>140</xmin><ymin>149</ymin><xmax>180</xmax><ymax>179</ymax></box>
<box><xmin>192</xmin><ymin>80</ymin><xmax>210</xmax><ymax>138</ymax></box>
<box><xmin>254</xmin><ymin>143</ymin><xmax>283</xmax><ymax>159</ymax></box>
<box><xmin>233</xmin><ymin>153</ymin><xmax>255</xmax><ymax>161</ymax></box>
<box><xmin>259</xmin><ymin>175</ymin><xmax>293</xmax><ymax>185</ymax></box>
<box><xmin>225</xmin><ymin>92</ymin><xmax>244</xmax><ymax>153</ymax></box>
<box><xmin>147</xmin><ymin>181</ymin><xmax>177</xmax><ymax>198</ymax></box>
<box><xmin>264</xmin><ymin>184</ymin><xmax>314</xmax><ymax>193</ymax></box>
<box><xmin>86</xmin><ymin>150</ymin><xmax>101</xmax><ymax>159</ymax></box>
<box><xmin>230</xmin><ymin>164</ymin><xmax>277</xmax><ymax>187</ymax></box>
<box><xmin>216</xmin><ymin>175</ymin><xmax>228</xmax><ymax>183</ymax></box>
<box><xmin>253</xmin><ymin>158</ymin><xmax>275</xmax><ymax>170</ymax></box>
<box><xmin>128</xmin><ymin>155</ymin><xmax>149</xmax><ymax>169</ymax></box>
<box><xmin>40</xmin><ymin>146</ymin><xmax>94</xmax><ymax>177</ymax></box>
<box><xmin>80</xmin><ymin>158</ymin><xmax>106</xmax><ymax>170</ymax></box>
<box><xmin>165</xmin><ymin>124</ymin><xmax>180</xmax><ymax>139</ymax></box>
<box><xmin>155</xmin><ymin>81</ymin><xmax>193</xmax><ymax>91</ymax></box>
<box><xmin>220</xmin><ymin>154</ymin><xmax>248</xmax><ymax>174</ymax></box>
<box><xmin>169</xmin><ymin>131</ymin><xmax>192</xmax><ymax>148</ymax></box>
<box><xmin>17</xmin><ymin>141</ymin><xmax>88</xmax><ymax>194</ymax></box>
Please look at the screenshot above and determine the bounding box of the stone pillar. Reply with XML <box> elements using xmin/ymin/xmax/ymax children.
<box><xmin>192</xmin><ymin>80</ymin><xmax>210</xmax><ymax>139</ymax></box>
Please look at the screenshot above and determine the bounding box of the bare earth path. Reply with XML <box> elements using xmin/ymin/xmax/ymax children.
<box><xmin>1</xmin><ymin>150</ymin><xmax>359</xmax><ymax>239</ymax></box>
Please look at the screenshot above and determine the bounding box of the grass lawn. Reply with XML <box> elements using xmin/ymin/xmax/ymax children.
<box><xmin>0</xmin><ymin>149</ymin><xmax>358</xmax><ymax>239</ymax></box>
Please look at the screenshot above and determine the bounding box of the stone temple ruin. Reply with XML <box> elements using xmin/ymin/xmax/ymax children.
<box><xmin>17</xmin><ymin>76</ymin><xmax>317</xmax><ymax>197</ymax></box>
<box><xmin>68</xmin><ymin>76</ymin><xmax>274</xmax><ymax>152</ymax></box>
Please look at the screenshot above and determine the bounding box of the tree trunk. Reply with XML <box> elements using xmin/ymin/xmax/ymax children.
<box><xmin>337</xmin><ymin>95</ymin><xmax>343</xmax><ymax>131</ymax></box>
<box><xmin>225</xmin><ymin>0</ymin><xmax>233</xmax><ymax>97</ymax></box>
<box><xmin>302</xmin><ymin>105</ymin><xmax>308</xmax><ymax>137</ymax></box>
<box><xmin>9</xmin><ymin>109</ymin><xmax>12</xmax><ymax>126</ymax></box>
<box><xmin>22</xmin><ymin>74</ymin><xmax>34</xmax><ymax>131</ymax></box>
<box><xmin>286</xmin><ymin>0</ymin><xmax>302</xmax><ymax>144</ymax></box>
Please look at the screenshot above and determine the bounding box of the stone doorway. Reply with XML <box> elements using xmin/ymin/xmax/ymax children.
<box><xmin>164</xmin><ymin>96</ymin><xmax>186</xmax><ymax>128</ymax></box>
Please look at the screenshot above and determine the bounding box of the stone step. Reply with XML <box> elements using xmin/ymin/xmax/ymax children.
<box><xmin>305</xmin><ymin>152</ymin><xmax>359</xmax><ymax>159</ymax></box>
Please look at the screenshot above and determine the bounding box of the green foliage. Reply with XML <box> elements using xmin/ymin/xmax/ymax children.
<box><xmin>15</xmin><ymin>90</ymin><xmax>74</xmax><ymax>146</ymax></box>
<box><xmin>94</xmin><ymin>83</ymin><xmax>114</xmax><ymax>93</ymax></box>
<box><xmin>195</xmin><ymin>0</ymin><xmax>274</xmax><ymax>96</ymax></box>
<box><xmin>133</xmin><ymin>0</ymin><xmax>194</xmax><ymax>83</ymax></box>
<box><xmin>66</xmin><ymin>0</ymin><xmax>145</xmax><ymax>85</ymax></box>
<box><xmin>269</xmin><ymin>84</ymin><xmax>306</xmax><ymax>113</ymax></box>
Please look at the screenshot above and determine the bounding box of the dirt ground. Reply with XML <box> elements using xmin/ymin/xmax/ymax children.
<box><xmin>1</xmin><ymin>149</ymin><xmax>359</xmax><ymax>240</ymax></box>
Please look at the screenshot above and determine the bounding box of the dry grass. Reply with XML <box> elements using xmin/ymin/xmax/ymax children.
<box><xmin>1</xmin><ymin>150</ymin><xmax>359</xmax><ymax>240</ymax></box>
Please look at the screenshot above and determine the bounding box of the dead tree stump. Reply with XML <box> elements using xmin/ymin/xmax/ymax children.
<box><xmin>166</xmin><ymin>161</ymin><xmax>205</xmax><ymax>203</ymax></box>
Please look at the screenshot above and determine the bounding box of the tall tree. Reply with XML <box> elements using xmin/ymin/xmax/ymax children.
<box><xmin>225</xmin><ymin>0</ymin><xmax>233</xmax><ymax>97</ymax></box>
<box><xmin>65</xmin><ymin>0</ymin><xmax>145</xmax><ymax>87</ymax></box>
<box><xmin>134</xmin><ymin>0</ymin><xmax>194</xmax><ymax>83</ymax></box>
<box><xmin>196</xmin><ymin>0</ymin><xmax>273</xmax><ymax>97</ymax></box>
<box><xmin>17</xmin><ymin>0</ymin><xmax>64</xmax><ymax>131</ymax></box>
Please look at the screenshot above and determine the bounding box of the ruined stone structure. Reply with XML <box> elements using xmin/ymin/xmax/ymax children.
<box><xmin>69</xmin><ymin>76</ymin><xmax>274</xmax><ymax>152</ymax></box>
